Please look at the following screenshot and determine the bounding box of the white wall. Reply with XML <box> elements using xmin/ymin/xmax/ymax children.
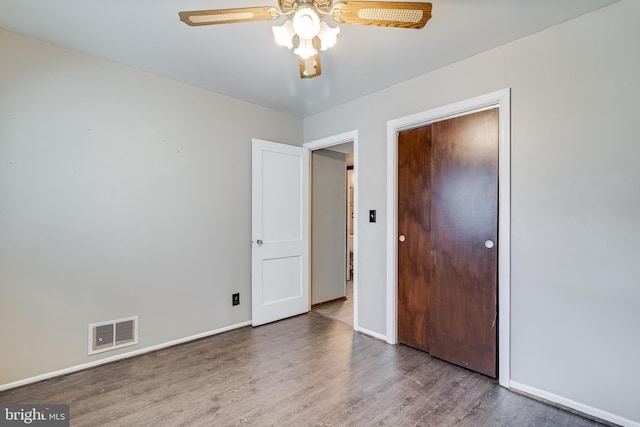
<box><xmin>0</xmin><ymin>29</ymin><xmax>302</xmax><ymax>385</ymax></box>
<box><xmin>304</xmin><ymin>1</ymin><xmax>640</xmax><ymax>424</ymax></box>
<box><xmin>311</xmin><ymin>149</ymin><xmax>346</xmax><ymax>305</ymax></box>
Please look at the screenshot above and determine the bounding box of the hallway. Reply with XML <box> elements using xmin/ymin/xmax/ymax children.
<box><xmin>312</xmin><ymin>280</ymin><xmax>353</xmax><ymax>327</ymax></box>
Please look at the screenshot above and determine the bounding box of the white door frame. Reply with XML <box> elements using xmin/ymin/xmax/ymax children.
<box><xmin>386</xmin><ymin>89</ymin><xmax>511</xmax><ymax>387</ymax></box>
<box><xmin>304</xmin><ymin>130</ymin><xmax>359</xmax><ymax>331</ymax></box>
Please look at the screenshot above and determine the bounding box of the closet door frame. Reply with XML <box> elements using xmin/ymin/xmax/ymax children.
<box><xmin>386</xmin><ymin>88</ymin><xmax>511</xmax><ymax>387</ymax></box>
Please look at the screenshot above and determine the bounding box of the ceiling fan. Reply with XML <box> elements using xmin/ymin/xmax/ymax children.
<box><xmin>179</xmin><ymin>0</ymin><xmax>432</xmax><ymax>79</ymax></box>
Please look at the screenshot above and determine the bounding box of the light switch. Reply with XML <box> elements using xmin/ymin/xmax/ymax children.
<box><xmin>369</xmin><ymin>210</ymin><xmax>376</xmax><ymax>223</ymax></box>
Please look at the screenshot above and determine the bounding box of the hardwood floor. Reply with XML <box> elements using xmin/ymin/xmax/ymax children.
<box><xmin>312</xmin><ymin>280</ymin><xmax>353</xmax><ymax>326</ymax></box>
<box><xmin>0</xmin><ymin>313</ymin><xmax>606</xmax><ymax>426</ymax></box>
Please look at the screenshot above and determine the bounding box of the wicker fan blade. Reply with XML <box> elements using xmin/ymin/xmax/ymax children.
<box><xmin>331</xmin><ymin>1</ymin><xmax>432</xmax><ymax>29</ymax></box>
<box><xmin>299</xmin><ymin>39</ymin><xmax>322</xmax><ymax>79</ymax></box>
<box><xmin>179</xmin><ymin>7</ymin><xmax>280</xmax><ymax>26</ymax></box>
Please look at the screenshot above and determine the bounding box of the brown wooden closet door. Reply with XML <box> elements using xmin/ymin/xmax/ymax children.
<box><xmin>429</xmin><ymin>108</ymin><xmax>499</xmax><ymax>378</ymax></box>
<box><xmin>397</xmin><ymin>126</ymin><xmax>432</xmax><ymax>352</ymax></box>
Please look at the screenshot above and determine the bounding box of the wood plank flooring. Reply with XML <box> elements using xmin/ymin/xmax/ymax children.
<box><xmin>312</xmin><ymin>280</ymin><xmax>353</xmax><ymax>326</ymax></box>
<box><xmin>0</xmin><ymin>313</ymin><xmax>606</xmax><ymax>426</ymax></box>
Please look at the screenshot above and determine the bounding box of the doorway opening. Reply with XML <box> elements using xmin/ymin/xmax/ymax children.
<box><xmin>386</xmin><ymin>89</ymin><xmax>511</xmax><ymax>387</ymax></box>
<box><xmin>304</xmin><ymin>131</ymin><xmax>359</xmax><ymax>330</ymax></box>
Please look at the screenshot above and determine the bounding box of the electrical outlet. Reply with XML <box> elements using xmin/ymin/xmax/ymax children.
<box><xmin>232</xmin><ymin>293</ymin><xmax>240</xmax><ymax>306</ymax></box>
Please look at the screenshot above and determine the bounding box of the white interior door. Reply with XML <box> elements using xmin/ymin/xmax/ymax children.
<box><xmin>252</xmin><ymin>139</ymin><xmax>309</xmax><ymax>326</ymax></box>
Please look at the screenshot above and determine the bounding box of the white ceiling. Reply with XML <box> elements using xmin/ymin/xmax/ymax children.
<box><xmin>0</xmin><ymin>0</ymin><xmax>618</xmax><ymax>117</ymax></box>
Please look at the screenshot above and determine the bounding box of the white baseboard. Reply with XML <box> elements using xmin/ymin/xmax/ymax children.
<box><xmin>510</xmin><ymin>380</ymin><xmax>639</xmax><ymax>427</ymax></box>
<box><xmin>357</xmin><ymin>326</ymin><xmax>387</xmax><ymax>342</ymax></box>
<box><xmin>0</xmin><ymin>321</ymin><xmax>252</xmax><ymax>392</ymax></box>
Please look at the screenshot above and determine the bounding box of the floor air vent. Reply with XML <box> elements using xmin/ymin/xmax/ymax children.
<box><xmin>88</xmin><ymin>316</ymin><xmax>138</xmax><ymax>355</ymax></box>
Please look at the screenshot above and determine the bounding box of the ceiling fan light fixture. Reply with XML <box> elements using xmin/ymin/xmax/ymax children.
<box><xmin>294</xmin><ymin>37</ymin><xmax>318</xmax><ymax>59</ymax></box>
<box><xmin>317</xmin><ymin>21</ymin><xmax>340</xmax><ymax>50</ymax></box>
<box><xmin>179</xmin><ymin>1</ymin><xmax>434</xmax><ymax>79</ymax></box>
<box><xmin>293</xmin><ymin>7</ymin><xmax>321</xmax><ymax>39</ymax></box>
<box><xmin>272</xmin><ymin>20</ymin><xmax>296</xmax><ymax>49</ymax></box>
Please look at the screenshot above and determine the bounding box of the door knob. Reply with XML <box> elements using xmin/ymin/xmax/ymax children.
<box><xmin>257</xmin><ymin>239</ymin><xmax>263</xmax><ymax>246</ymax></box>
<box><xmin>484</xmin><ymin>240</ymin><xmax>494</xmax><ymax>249</ymax></box>
<box><xmin>399</xmin><ymin>235</ymin><xmax>406</xmax><ymax>242</ymax></box>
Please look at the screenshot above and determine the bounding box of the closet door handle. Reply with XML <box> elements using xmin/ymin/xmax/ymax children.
<box><xmin>399</xmin><ymin>235</ymin><xmax>406</xmax><ymax>242</ymax></box>
<box><xmin>484</xmin><ymin>240</ymin><xmax>494</xmax><ymax>249</ymax></box>
<box><xmin>257</xmin><ymin>239</ymin><xmax>263</xmax><ymax>246</ymax></box>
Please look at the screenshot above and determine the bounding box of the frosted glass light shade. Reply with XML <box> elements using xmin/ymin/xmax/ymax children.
<box><xmin>317</xmin><ymin>22</ymin><xmax>340</xmax><ymax>50</ymax></box>
<box><xmin>293</xmin><ymin>7</ymin><xmax>320</xmax><ymax>40</ymax></box>
<box><xmin>294</xmin><ymin>38</ymin><xmax>318</xmax><ymax>59</ymax></box>
<box><xmin>273</xmin><ymin>21</ymin><xmax>295</xmax><ymax>49</ymax></box>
